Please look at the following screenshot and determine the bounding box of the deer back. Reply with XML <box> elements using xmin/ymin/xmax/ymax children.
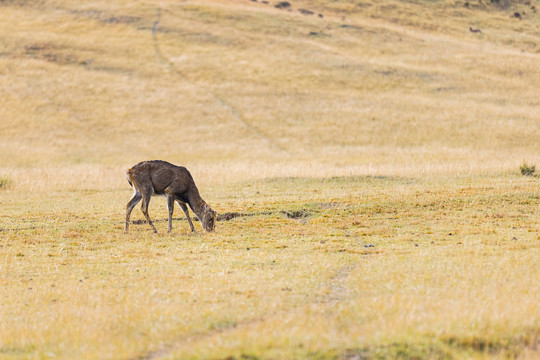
<box><xmin>143</xmin><ymin>160</ymin><xmax>196</xmax><ymax>196</ymax></box>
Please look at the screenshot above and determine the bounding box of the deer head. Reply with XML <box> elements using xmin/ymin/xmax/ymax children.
<box><xmin>201</xmin><ymin>204</ymin><xmax>217</xmax><ymax>232</ymax></box>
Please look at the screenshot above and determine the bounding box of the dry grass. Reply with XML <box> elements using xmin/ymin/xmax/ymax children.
<box><xmin>1</xmin><ymin>0</ymin><xmax>540</xmax><ymax>359</ymax></box>
<box><xmin>2</xmin><ymin>175</ymin><xmax>539</xmax><ymax>359</ymax></box>
<box><xmin>0</xmin><ymin>0</ymin><xmax>539</xmax><ymax>177</ymax></box>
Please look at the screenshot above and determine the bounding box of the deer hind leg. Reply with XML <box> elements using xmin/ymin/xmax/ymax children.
<box><xmin>177</xmin><ymin>201</ymin><xmax>196</xmax><ymax>232</ymax></box>
<box><xmin>166</xmin><ymin>193</ymin><xmax>174</xmax><ymax>233</ymax></box>
<box><xmin>125</xmin><ymin>190</ymin><xmax>142</xmax><ymax>233</ymax></box>
<box><xmin>140</xmin><ymin>186</ymin><xmax>157</xmax><ymax>233</ymax></box>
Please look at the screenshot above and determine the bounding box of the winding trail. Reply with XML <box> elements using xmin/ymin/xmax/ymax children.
<box><xmin>151</xmin><ymin>8</ymin><xmax>288</xmax><ymax>154</ymax></box>
<box><xmin>321</xmin><ymin>263</ymin><xmax>358</xmax><ymax>305</ymax></box>
<box><xmin>129</xmin><ymin>261</ymin><xmax>359</xmax><ymax>360</ymax></box>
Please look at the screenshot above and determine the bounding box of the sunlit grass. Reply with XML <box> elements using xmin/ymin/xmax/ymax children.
<box><xmin>0</xmin><ymin>0</ymin><xmax>538</xmax><ymax>172</ymax></box>
<box><xmin>1</xmin><ymin>0</ymin><xmax>540</xmax><ymax>358</ymax></box>
<box><xmin>2</xmin><ymin>175</ymin><xmax>539</xmax><ymax>359</ymax></box>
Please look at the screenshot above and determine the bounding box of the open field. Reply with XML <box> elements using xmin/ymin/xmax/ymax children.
<box><xmin>2</xmin><ymin>175</ymin><xmax>539</xmax><ymax>359</ymax></box>
<box><xmin>0</xmin><ymin>0</ymin><xmax>539</xmax><ymax>176</ymax></box>
<box><xmin>1</xmin><ymin>0</ymin><xmax>540</xmax><ymax>359</ymax></box>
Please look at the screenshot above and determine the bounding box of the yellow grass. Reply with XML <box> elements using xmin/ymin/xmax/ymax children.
<box><xmin>1</xmin><ymin>0</ymin><xmax>539</xmax><ymax>177</ymax></box>
<box><xmin>2</xmin><ymin>175</ymin><xmax>539</xmax><ymax>359</ymax></box>
<box><xmin>1</xmin><ymin>0</ymin><xmax>540</xmax><ymax>359</ymax></box>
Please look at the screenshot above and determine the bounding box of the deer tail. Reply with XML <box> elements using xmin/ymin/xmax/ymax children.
<box><xmin>126</xmin><ymin>170</ymin><xmax>133</xmax><ymax>187</ymax></box>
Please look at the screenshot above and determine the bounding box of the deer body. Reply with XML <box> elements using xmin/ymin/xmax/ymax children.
<box><xmin>125</xmin><ymin>160</ymin><xmax>216</xmax><ymax>233</ymax></box>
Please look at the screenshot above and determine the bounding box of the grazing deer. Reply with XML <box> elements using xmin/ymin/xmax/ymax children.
<box><xmin>125</xmin><ymin>160</ymin><xmax>217</xmax><ymax>233</ymax></box>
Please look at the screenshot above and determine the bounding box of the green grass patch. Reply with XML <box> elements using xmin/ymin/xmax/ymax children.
<box><xmin>2</xmin><ymin>175</ymin><xmax>539</xmax><ymax>359</ymax></box>
<box><xmin>0</xmin><ymin>176</ymin><xmax>11</xmax><ymax>189</ymax></box>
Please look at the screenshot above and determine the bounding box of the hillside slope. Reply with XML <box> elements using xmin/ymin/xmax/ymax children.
<box><xmin>0</xmin><ymin>0</ymin><xmax>539</xmax><ymax>185</ymax></box>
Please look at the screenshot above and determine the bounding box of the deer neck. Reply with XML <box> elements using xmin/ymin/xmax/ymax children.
<box><xmin>187</xmin><ymin>190</ymin><xmax>207</xmax><ymax>218</ymax></box>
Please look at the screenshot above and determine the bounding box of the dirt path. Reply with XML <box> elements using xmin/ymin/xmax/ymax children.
<box><xmin>129</xmin><ymin>261</ymin><xmax>359</xmax><ymax>360</ymax></box>
<box><xmin>321</xmin><ymin>263</ymin><xmax>358</xmax><ymax>305</ymax></box>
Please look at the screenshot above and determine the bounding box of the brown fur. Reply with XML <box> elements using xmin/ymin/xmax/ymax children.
<box><xmin>125</xmin><ymin>160</ymin><xmax>217</xmax><ymax>233</ymax></box>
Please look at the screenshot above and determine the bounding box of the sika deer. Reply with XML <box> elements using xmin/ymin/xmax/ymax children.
<box><xmin>125</xmin><ymin>160</ymin><xmax>217</xmax><ymax>233</ymax></box>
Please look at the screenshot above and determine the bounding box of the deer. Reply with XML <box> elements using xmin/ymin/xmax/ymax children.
<box><xmin>124</xmin><ymin>160</ymin><xmax>217</xmax><ymax>233</ymax></box>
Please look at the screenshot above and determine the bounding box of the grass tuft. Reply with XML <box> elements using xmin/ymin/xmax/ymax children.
<box><xmin>0</xmin><ymin>176</ymin><xmax>12</xmax><ymax>189</ymax></box>
<box><xmin>520</xmin><ymin>162</ymin><xmax>536</xmax><ymax>177</ymax></box>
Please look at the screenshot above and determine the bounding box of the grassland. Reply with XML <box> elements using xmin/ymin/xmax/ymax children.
<box><xmin>2</xmin><ymin>175</ymin><xmax>539</xmax><ymax>359</ymax></box>
<box><xmin>1</xmin><ymin>0</ymin><xmax>539</xmax><ymax>359</ymax></box>
<box><xmin>1</xmin><ymin>0</ymin><xmax>539</xmax><ymax>176</ymax></box>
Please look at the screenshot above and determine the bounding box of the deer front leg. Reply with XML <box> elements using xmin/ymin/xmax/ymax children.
<box><xmin>125</xmin><ymin>191</ymin><xmax>142</xmax><ymax>233</ymax></box>
<box><xmin>166</xmin><ymin>193</ymin><xmax>174</xmax><ymax>233</ymax></box>
<box><xmin>178</xmin><ymin>201</ymin><xmax>196</xmax><ymax>232</ymax></box>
